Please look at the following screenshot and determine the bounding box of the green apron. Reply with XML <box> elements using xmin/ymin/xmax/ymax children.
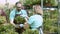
<box><xmin>14</xmin><ymin>14</ymin><xmax>25</xmax><ymax>34</ymax></box>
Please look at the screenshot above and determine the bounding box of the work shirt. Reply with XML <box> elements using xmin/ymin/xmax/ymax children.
<box><xmin>28</xmin><ymin>14</ymin><xmax>43</xmax><ymax>30</ymax></box>
<box><xmin>10</xmin><ymin>9</ymin><xmax>27</xmax><ymax>21</ymax></box>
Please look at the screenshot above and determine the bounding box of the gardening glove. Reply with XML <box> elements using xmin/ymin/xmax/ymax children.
<box><xmin>19</xmin><ymin>24</ymin><xmax>24</xmax><ymax>28</ymax></box>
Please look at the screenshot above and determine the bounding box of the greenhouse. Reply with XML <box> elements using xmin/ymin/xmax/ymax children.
<box><xmin>0</xmin><ymin>0</ymin><xmax>58</xmax><ymax>34</ymax></box>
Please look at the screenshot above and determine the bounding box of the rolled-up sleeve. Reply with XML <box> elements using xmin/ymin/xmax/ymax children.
<box><xmin>10</xmin><ymin>11</ymin><xmax>15</xmax><ymax>21</ymax></box>
<box><xmin>21</xmin><ymin>10</ymin><xmax>28</xmax><ymax>17</ymax></box>
<box><xmin>28</xmin><ymin>17</ymin><xmax>34</xmax><ymax>25</ymax></box>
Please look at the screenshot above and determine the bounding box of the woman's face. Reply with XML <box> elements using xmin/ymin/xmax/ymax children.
<box><xmin>33</xmin><ymin>5</ymin><xmax>39</xmax><ymax>13</ymax></box>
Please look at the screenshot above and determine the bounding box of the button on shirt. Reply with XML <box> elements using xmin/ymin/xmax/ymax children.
<box><xmin>10</xmin><ymin>9</ymin><xmax>27</xmax><ymax>21</ymax></box>
<box><xmin>28</xmin><ymin>14</ymin><xmax>43</xmax><ymax>30</ymax></box>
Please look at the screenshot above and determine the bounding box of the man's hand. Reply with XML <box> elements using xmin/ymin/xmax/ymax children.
<box><xmin>15</xmin><ymin>25</ymin><xmax>20</xmax><ymax>28</ymax></box>
<box><xmin>15</xmin><ymin>24</ymin><xmax>24</xmax><ymax>28</ymax></box>
<box><xmin>10</xmin><ymin>19</ymin><xmax>16</xmax><ymax>27</ymax></box>
<box><xmin>19</xmin><ymin>24</ymin><xmax>24</xmax><ymax>28</ymax></box>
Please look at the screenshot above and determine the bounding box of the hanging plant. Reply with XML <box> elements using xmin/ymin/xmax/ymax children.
<box><xmin>24</xmin><ymin>0</ymin><xmax>41</xmax><ymax>6</ymax></box>
<box><xmin>43</xmin><ymin>0</ymin><xmax>58</xmax><ymax>6</ymax></box>
<box><xmin>50</xmin><ymin>0</ymin><xmax>58</xmax><ymax>6</ymax></box>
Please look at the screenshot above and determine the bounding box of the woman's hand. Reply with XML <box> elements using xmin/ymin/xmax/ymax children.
<box><xmin>24</xmin><ymin>22</ymin><xmax>29</xmax><ymax>29</ymax></box>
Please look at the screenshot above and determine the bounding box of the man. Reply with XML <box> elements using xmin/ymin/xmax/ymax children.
<box><xmin>10</xmin><ymin>2</ymin><xmax>28</xmax><ymax>34</ymax></box>
<box><xmin>24</xmin><ymin>5</ymin><xmax>43</xmax><ymax>34</ymax></box>
<box><xmin>10</xmin><ymin>2</ymin><xmax>28</xmax><ymax>26</ymax></box>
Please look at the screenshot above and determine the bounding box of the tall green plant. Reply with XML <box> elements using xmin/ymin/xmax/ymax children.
<box><xmin>0</xmin><ymin>23</ymin><xmax>18</xmax><ymax>34</ymax></box>
<box><xmin>43</xmin><ymin>10</ymin><xmax>58</xmax><ymax>33</ymax></box>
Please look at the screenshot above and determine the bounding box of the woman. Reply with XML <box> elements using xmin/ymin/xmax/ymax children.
<box><xmin>24</xmin><ymin>5</ymin><xmax>43</xmax><ymax>34</ymax></box>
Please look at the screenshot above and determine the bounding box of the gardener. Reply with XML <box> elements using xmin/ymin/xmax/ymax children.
<box><xmin>24</xmin><ymin>5</ymin><xmax>43</xmax><ymax>34</ymax></box>
<box><xmin>10</xmin><ymin>2</ymin><xmax>28</xmax><ymax>34</ymax></box>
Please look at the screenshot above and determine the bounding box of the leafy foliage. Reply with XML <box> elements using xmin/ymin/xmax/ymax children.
<box><xmin>22</xmin><ymin>29</ymin><xmax>39</xmax><ymax>34</ymax></box>
<box><xmin>0</xmin><ymin>16</ymin><xmax>18</xmax><ymax>34</ymax></box>
<box><xmin>23</xmin><ymin>0</ymin><xmax>41</xmax><ymax>9</ymax></box>
<box><xmin>14</xmin><ymin>16</ymin><xmax>26</xmax><ymax>24</ymax></box>
<box><xmin>0</xmin><ymin>23</ymin><xmax>18</xmax><ymax>34</ymax></box>
<box><xmin>24</xmin><ymin>0</ymin><xmax>41</xmax><ymax>6</ymax></box>
<box><xmin>43</xmin><ymin>0</ymin><xmax>58</xmax><ymax>6</ymax></box>
<box><xmin>43</xmin><ymin>10</ymin><xmax>58</xmax><ymax>33</ymax></box>
<box><xmin>23</xmin><ymin>0</ymin><xmax>58</xmax><ymax>9</ymax></box>
<box><xmin>0</xmin><ymin>16</ymin><xmax>6</xmax><ymax>24</ymax></box>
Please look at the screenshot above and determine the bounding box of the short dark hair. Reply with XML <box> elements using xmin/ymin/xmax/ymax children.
<box><xmin>15</xmin><ymin>2</ymin><xmax>21</xmax><ymax>6</ymax></box>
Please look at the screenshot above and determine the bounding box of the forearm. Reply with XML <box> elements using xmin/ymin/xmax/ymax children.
<box><xmin>25</xmin><ymin>16</ymin><xmax>29</xmax><ymax>22</ymax></box>
<box><xmin>10</xmin><ymin>19</ymin><xmax>15</xmax><ymax>26</ymax></box>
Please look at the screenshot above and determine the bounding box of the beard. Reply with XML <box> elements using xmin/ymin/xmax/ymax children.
<box><xmin>17</xmin><ymin>9</ymin><xmax>21</xmax><ymax>12</ymax></box>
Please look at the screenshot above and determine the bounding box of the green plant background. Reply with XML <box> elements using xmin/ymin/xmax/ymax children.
<box><xmin>0</xmin><ymin>0</ymin><xmax>58</xmax><ymax>34</ymax></box>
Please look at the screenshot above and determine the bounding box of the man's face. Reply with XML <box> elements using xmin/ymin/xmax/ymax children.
<box><xmin>16</xmin><ymin>3</ymin><xmax>22</xmax><ymax>11</ymax></box>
